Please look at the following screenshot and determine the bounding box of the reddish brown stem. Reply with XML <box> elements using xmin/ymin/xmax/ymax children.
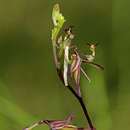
<box><xmin>57</xmin><ymin>69</ymin><xmax>94</xmax><ymax>129</ymax></box>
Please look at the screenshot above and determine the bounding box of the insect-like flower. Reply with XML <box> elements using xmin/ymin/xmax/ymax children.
<box><xmin>70</xmin><ymin>48</ymin><xmax>89</xmax><ymax>97</ymax></box>
<box><xmin>70</xmin><ymin>48</ymin><xmax>104</xmax><ymax>97</ymax></box>
<box><xmin>81</xmin><ymin>43</ymin><xmax>104</xmax><ymax>71</ymax></box>
<box><xmin>23</xmin><ymin>114</ymin><xmax>73</xmax><ymax>130</ymax></box>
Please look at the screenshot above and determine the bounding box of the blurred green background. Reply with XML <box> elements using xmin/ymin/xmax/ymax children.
<box><xmin>0</xmin><ymin>0</ymin><xmax>130</xmax><ymax>130</ymax></box>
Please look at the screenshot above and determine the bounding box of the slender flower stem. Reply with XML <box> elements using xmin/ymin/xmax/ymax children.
<box><xmin>52</xmin><ymin>40</ymin><xmax>59</xmax><ymax>69</ymax></box>
<box><xmin>78</xmin><ymin>97</ymin><xmax>94</xmax><ymax>129</ymax></box>
<box><xmin>57</xmin><ymin>68</ymin><xmax>94</xmax><ymax>129</ymax></box>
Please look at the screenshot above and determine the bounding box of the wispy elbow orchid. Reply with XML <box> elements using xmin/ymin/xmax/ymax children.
<box><xmin>70</xmin><ymin>47</ymin><xmax>104</xmax><ymax>97</ymax></box>
<box><xmin>50</xmin><ymin>4</ymin><xmax>104</xmax><ymax>130</ymax></box>
<box><xmin>25</xmin><ymin>4</ymin><xmax>105</xmax><ymax>130</ymax></box>
<box><xmin>70</xmin><ymin>48</ymin><xmax>90</xmax><ymax>97</ymax></box>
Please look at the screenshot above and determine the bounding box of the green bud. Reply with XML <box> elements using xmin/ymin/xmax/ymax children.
<box><xmin>52</xmin><ymin>4</ymin><xmax>65</xmax><ymax>40</ymax></box>
<box><xmin>52</xmin><ymin>4</ymin><xmax>60</xmax><ymax>26</ymax></box>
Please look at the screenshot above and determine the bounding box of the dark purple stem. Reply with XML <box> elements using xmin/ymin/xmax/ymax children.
<box><xmin>57</xmin><ymin>69</ymin><xmax>94</xmax><ymax>129</ymax></box>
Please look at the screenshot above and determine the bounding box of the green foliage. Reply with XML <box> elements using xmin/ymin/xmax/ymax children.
<box><xmin>0</xmin><ymin>96</ymin><xmax>37</xmax><ymax>129</ymax></box>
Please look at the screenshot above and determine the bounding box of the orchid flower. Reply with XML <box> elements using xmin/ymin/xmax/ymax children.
<box><xmin>70</xmin><ymin>48</ymin><xmax>104</xmax><ymax>97</ymax></box>
<box><xmin>63</xmin><ymin>27</ymin><xmax>74</xmax><ymax>86</ymax></box>
<box><xmin>23</xmin><ymin>114</ymin><xmax>73</xmax><ymax>130</ymax></box>
<box><xmin>57</xmin><ymin>26</ymin><xmax>74</xmax><ymax>86</ymax></box>
<box><xmin>81</xmin><ymin>43</ymin><xmax>104</xmax><ymax>71</ymax></box>
<box><xmin>70</xmin><ymin>48</ymin><xmax>90</xmax><ymax>97</ymax></box>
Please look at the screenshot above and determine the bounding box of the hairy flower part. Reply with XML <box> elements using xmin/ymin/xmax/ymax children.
<box><xmin>23</xmin><ymin>114</ymin><xmax>73</xmax><ymax>130</ymax></box>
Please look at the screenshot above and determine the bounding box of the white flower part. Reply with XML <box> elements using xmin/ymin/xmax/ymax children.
<box><xmin>64</xmin><ymin>46</ymin><xmax>69</xmax><ymax>86</ymax></box>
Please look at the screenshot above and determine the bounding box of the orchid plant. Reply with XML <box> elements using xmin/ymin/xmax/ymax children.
<box><xmin>24</xmin><ymin>3</ymin><xmax>104</xmax><ymax>130</ymax></box>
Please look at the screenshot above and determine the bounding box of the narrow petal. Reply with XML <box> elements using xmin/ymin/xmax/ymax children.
<box><xmin>70</xmin><ymin>59</ymin><xmax>77</xmax><ymax>80</ymax></box>
<box><xmin>47</xmin><ymin>114</ymin><xmax>73</xmax><ymax>129</ymax></box>
<box><xmin>23</xmin><ymin>120</ymin><xmax>46</xmax><ymax>130</ymax></box>
<box><xmin>72</xmin><ymin>58</ymin><xmax>80</xmax><ymax>72</ymax></box>
<box><xmin>88</xmin><ymin>62</ymin><xmax>104</xmax><ymax>70</ymax></box>
<box><xmin>74</xmin><ymin>65</ymin><xmax>81</xmax><ymax>97</ymax></box>
<box><xmin>66</xmin><ymin>114</ymin><xmax>73</xmax><ymax>124</ymax></box>
<box><xmin>73</xmin><ymin>49</ymin><xmax>81</xmax><ymax>72</ymax></box>
<box><xmin>70</xmin><ymin>49</ymin><xmax>81</xmax><ymax>80</ymax></box>
<box><xmin>82</xmin><ymin>60</ymin><xmax>104</xmax><ymax>70</ymax></box>
<box><xmin>62</xmin><ymin>125</ymin><xmax>95</xmax><ymax>130</ymax></box>
<box><xmin>80</xmin><ymin>67</ymin><xmax>91</xmax><ymax>83</ymax></box>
